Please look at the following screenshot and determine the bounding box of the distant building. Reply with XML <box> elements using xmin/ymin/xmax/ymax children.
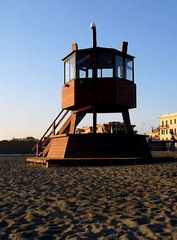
<box><xmin>76</xmin><ymin>122</ymin><xmax>137</xmax><ymax>134</ymax></box>
<box><xmin>148</xmin><ymin>127</ymin><xmax>160</xmax><ymax>140</ymax></box>
<box><xmin>160</xmin><ymin>112</ymin><xmax>177</xmax><ymax>140</ymax></box>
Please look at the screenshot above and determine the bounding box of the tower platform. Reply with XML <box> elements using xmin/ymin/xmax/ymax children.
<box><xmin>27</xmin><ymin>133</ymin><xmax>152</xmax><ymax>167</ymax></box>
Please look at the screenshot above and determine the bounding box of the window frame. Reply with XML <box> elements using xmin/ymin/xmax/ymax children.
<box><xmin>97</xmin><ymin>52</ymin><xmax>114</xmax><ymax>78</ymax></box>
<box><xmin>76</xmin><ymin>52</ymin><xmax>93</xmax><ymax>79</ymax></box>
<box><xmin>64</xmin><ymin>54</ymin><xmax>76</xmax><ymax>83</ymax></box>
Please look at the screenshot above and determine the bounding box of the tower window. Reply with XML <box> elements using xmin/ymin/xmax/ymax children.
<box><xmin>97</xmin><ymin>53</ymin><xmax>113</xmax><ymax>78</ymax></box>
<box><xmin>77</xmin><ymin>53</ymin><xmax>93</xmax><ymax>78</ymax></box>
<box><xmin>64</xmin><ymin>55</ymin><xmax>76</xmax><ymax>83</ymax></box>
<box><xmin>125</xmin><ymin>58</ymin><xmax>133</xmax><ymax>81</ymax></box>
<box><xmin>115</xmin><ymin>55</ymin><xmax>124</xmax><ymax>78</ymax></box>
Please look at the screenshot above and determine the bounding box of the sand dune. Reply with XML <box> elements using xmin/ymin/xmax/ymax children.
<box><xmin>0</xmin><ymin>155</ymin><xmax>177</xmax><ymax>239</ymax></box>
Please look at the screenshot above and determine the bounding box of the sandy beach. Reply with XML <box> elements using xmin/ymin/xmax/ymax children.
<box><xmin>0</xmin><ymin>155</ymin><xmax>177</xmax><ymax>239</ymax></box>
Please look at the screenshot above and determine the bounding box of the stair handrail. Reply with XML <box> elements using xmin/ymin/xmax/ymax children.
<box><xmin>33</xmin><ymin>109</ymin><xmax>69</xmax><ymax>152</ymax></box>
<box><xmin>42</xmin><ymin>110</ymin><xmax>70</xmax><ymax>146</ymax></box>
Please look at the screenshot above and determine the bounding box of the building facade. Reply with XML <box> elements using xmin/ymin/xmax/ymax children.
<box><xmin>160</xmin><ymin>112</ymin><xmax>177</xmax><ymax>140</ymax></box>
<box><xmin>148</xmin><ymin>127</ymin><xmax>160</xmax><ymax>140</ymax></box>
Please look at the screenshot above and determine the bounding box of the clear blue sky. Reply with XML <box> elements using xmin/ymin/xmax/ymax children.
<box><xmin>0</xmin><ymin>0</ymin><xmax>177</xmax><ymax>140</ymax></box>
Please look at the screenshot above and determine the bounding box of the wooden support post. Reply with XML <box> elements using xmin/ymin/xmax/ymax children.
<box><xmin>69</xmin><ymin>112</ymin><xmax>77</xmax><ymax>134</ymax></box>
<box><xmin>36</xmin><ymin>144</ymin><xmax>39</xmax><ymax>157</ymax></box>
<box><xmin>122</xmin><ymin>110</ymin><xmax>133</xmax><ymax>134</ymax></box>
<box><xmin>58</xmin><ymin>111</ymin><xmax>86</xmax><ymax>135</ymax></box>
<box><xmin>93</xmin><ymin>105</ymin><xmax>97</xmax><ymax>134</ymax></box>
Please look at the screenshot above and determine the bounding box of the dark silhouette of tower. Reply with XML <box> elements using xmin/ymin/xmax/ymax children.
<box><xmin>29</xmin><ymin>24</ymin><xmax>151</xmax><ymax>164</ymax></box>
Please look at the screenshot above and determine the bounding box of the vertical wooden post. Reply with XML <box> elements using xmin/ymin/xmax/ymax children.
<box><xmin>91</xmin><ymin>23</ymin><xmax>97</xmax><ymax>134</ymax></box>
<box><xmin>36</xmin><ymin>144</ymin><xmax>39</xmax><ymax>157</ymax></box>
<box><xmin>93</xmin><ymin>105</ymin><xmax>97</xmax><ymax>134</ymax></box>
<box><xmin>122</xmin><ymin>110</ymin><xmax>133</xmax><ymax>134</ymax></box>
<box><xmin>69</xmin><ymin>112</ymin><xmax>77</xmax><ymax>134</ymax></box>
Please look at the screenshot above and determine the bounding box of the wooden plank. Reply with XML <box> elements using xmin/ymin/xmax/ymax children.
<box><xmin>42</xmin><ymin>142</ymin><xmax>51</xmax><ymax>157</ymax></box>
<box><xmin>62</xmin><ymin>79</ymin><xmax>75</xmax><ymax>109</ymax></box>
<box><xmin>47</xmin><ymin>136</ymin><xmax>69</xmax><ymax>158</ymax></box>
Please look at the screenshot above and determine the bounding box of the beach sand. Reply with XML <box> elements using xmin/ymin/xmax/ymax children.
<box><xmin>0</xmin><ymin>155</ymin><xmax>177</xmax><ymax>239</ymax></box>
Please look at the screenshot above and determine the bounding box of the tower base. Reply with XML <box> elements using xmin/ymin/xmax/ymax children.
<box><xmin>27</xmin><ymin>133</ymin><xmax>152</xmax><ymax>167</ymax></box>
<box><xmin>47</xmin><ymin>133</ymin><xmax>151</xmax><ymax>159</ymax></box>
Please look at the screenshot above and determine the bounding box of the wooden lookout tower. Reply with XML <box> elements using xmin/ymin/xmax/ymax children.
<box><xmin>28</xmin><ymin>24</ymin><xmax>151</xmax><ymax>165</ymax></box>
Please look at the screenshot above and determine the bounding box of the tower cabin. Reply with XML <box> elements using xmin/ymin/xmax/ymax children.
<box><xmin>28</xmin><ymin>24</ymin><xmax>151</xmax><ymax>165</ymax></box>
<box><xmin>62</xmin><ymin>25</ymin><xmax>135</xmax><ymax>134</ymax></box>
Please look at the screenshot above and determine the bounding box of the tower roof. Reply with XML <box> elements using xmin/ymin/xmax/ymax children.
<box><xmin>62</xmin><ymin>46</ymin><xmax>135</xmax><ymax>61</ymax></box>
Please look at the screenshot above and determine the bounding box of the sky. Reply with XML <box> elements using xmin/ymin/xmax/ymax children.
<box><xmin>0</xmin><ymin>0</ymin><xmax>177</xmax><ymax>140</ymax></box>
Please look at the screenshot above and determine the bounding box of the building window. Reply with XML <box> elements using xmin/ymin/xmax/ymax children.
<box><xmin>166</xmin><ymin>120</ymin><xmax>168</xmax><ymax>126</ymax></box>
<box><xmin>170</xmin><ymin>119</ymin><xmax>172</xmax><ymax>124</ymax></box>
<box><xmin>174</xmin><ymin>128</ymin><xmax>176</xmax><ymax>134</ymax></box>
<box><xmin>166</xmin><ymin>129</ymin><xmax>168</xmax><ymax>134</ymax></box>
<box><xmin>174</xmin><ymin>119</ymin><xmax>176</xmax><ymax>124</ymax></box>
<box><xmin>170</xmin><ymin>129</ymin><xmax>173</xmax><ymax>134</ymax></box>
<box><xmin>161</xmin><ymin>121</ymin><xmax>164</xmax><ymax>127</ymax></box>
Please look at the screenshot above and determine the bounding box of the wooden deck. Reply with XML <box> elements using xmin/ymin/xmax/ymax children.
<box><xmin>26</xmin><ymin>156</ymin><xmax>146</xmax><ymax>168</ymax></box>
<box><xmin>26</xmin><ymin>152</ymin><xmax>177</xmax><ymax>168</ymax></box>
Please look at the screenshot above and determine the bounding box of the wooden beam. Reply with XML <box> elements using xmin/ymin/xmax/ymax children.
<box><xmin>57</xmin><ymin>111</ymin><xmax>87</xmax><ymax>135</ymax></box>
<box><xmin>70</xmin><ymin>112</ymin><xmax>86</xmax><ymax>133</ymax></box>
<box><xmin>69</xmin><ymin>112</ymin><xmax>77</xmax><ymax>134</ymax></box>
<box><xmin>58</xmin><ymin>115</ymin><xmax>72</xmax><ymax>135</ymax></box>
<box><xmin>42</xmin><ymin>142</ymin><xmax>51</xmax><ymax>157</ymax></box>
<box><xmin>122</xmin><ymin>110</ymin><xmax>133</xmax><ymax>134</ymax></box>
<box><xmin>73</xmin><ymin>105</ymin><xmax>92</xmax><ymax>114</ymax></box>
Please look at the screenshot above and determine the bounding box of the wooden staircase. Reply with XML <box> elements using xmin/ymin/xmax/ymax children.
<box><xmin>33</xmin><ymin>109</ymin><xmax>69</xmax><ymax>157</ymax></box>
<box><xmin>33</xmin><ymin>106</ymin><xmax>92</xmax><ymax>157</ymax></box>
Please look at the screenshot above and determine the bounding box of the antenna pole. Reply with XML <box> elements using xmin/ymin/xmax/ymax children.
<box><xmin>90</xmin><ymin>23</ymin><xmax>97</xmax><ymax>48</ymax></box>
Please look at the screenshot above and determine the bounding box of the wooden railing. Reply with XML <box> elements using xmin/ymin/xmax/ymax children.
<box><xmin>33</xmin><ymin>109</ymin><xmax>70</xmax><ymax>157</ymax></box>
